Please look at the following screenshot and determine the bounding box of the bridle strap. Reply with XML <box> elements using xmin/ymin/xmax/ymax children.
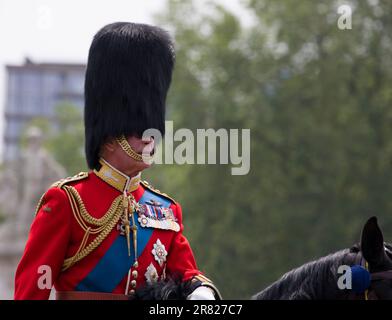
<box><xmin>345</xmin><ymin>251</ymin><xmax>370</xmax><ymax>300</ymax></box>
<box><xmin>371</xmin><ymin>270</ymin><xmax>392</xmax><ymax>281</ymax></box>
<box><xmin>348</xmin><ymin>250</ymin><xmax>392</xmax><ymax>300</ymax></box>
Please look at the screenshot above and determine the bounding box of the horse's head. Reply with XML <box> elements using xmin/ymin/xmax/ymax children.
<box><xmin>351</xmin><ymin>216</ymin><xmax>392</xmax><ymax>299</ymax></box>
<box><xmin>253</xmin><ymin>216</ymin><xmax>392</xmax><ymax>300</ymax></box>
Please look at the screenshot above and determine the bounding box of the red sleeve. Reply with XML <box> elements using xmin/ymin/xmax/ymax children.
<box><xmin>14</xmin><ymin>187</ymin><xmax>72</xmax><ymax>300</ymax></box>
<box><xmin>166</xmin><ymin>202</ymin><xmax>203</xmax><ymax>281</ymax></box>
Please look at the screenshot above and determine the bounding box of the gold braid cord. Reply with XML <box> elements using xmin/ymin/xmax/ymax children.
<box><xmin>61</xmin><ymin>186</ymin><xmax>123</xmax><ymax>272</ymax></box>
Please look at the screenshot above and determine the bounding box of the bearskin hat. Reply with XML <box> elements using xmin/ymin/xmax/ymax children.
<box><xmin>84</xmin><ymin>22</ymin><xmax>175</xmax><ymax>169</ymax></box>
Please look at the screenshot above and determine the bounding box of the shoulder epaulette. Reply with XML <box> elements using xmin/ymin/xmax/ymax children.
<box><xmin>50</xmin><ymin>172</ymin><xmax>89</xmax><ymax>189</ymax></box>
<box><xmin>141</xmin><ymin>180</ymin><xmax>177</xmax><ymax>204</ymax></box>
<box><xmin>35</xmin><ymin>172</ymin><xmax>89</xmax><ymax>217</ymax></box>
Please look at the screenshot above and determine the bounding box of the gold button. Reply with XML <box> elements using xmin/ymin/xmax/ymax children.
<box><xmin>131</xmin><ymin>280</ymin><xmax>137</xmax><ymax>288</ymax></box>
<box><xmin>132</xmin><ymin>270</ymin><xmax>138</xmax><ymax>278</ymax></box>
<box><xmin>128</xmin><ymin>289</ymin><xmax>135</xmax><ymax>295</ymax></box>
<box><xmin>133</xmin><ymin>261</ymin><xmax>139</xmax><ymax>268</ymax></box>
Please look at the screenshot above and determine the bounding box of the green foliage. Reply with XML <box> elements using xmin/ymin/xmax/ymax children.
<box><xmin>146</xmin><ymin>0</ymin><xmax>392</xmax><ymax>298</ymax></box>
<box><xmin>47</xmin><ymin>103</ymin><xmax>86</xmax><ymax>175</ymax></box>
<box><xmin>0</xmin><ymin>212</ymin><xmax>5</xmax><ymax>224</ymax></box>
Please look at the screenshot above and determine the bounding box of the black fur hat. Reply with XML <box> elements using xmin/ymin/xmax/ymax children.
<box><xmin>84</xmin><ymin>22</ymin><xmax>175</xmax><ymax>169</ymax></box>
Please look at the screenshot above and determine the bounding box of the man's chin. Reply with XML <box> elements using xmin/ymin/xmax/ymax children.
<box><xmin>137</xmin><ymin>160</ymin><xmax>153</xmax><ymax>171</ymax></box>
<box><xmin>125</xmin><ymin>161</ymin><xmax>152</xmax><ymax>178</ymax></box>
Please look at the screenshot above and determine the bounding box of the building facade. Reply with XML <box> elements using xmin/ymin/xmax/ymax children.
<box><xmin>3</xmin><ymin>58</ymin><xmax>86</xmax><ymax>161</ymax></box>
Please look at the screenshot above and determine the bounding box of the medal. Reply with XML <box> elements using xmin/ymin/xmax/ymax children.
<box><xmin>145</xmin><ymin>263</ymin><xmax>159</xmax><ymax>284</ymax></box>
<box><xmin>152</xmin><ymin>239</ymin><xmax>167</xmax><ymax>267</ymax></box>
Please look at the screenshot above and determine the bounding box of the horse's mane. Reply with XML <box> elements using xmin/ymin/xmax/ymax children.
<box><xmin>253</xmin><ymin>246</ymin><xmax>360</xmax><ymax>300</ymax></box>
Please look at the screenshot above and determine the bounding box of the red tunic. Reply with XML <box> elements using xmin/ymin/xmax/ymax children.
<box><xmin>14</xmin><ymin>171</ymin><xmax>203</xmax><ymax>299</ymax></box>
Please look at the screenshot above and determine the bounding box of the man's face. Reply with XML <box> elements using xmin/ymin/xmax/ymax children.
<box><xmin>102</xmin><ymin>135</ymin><xmax>155</xmax><ymax>177</ymax></box>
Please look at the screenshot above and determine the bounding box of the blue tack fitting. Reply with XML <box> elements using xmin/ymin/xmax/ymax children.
<box><xmin>350</xmin><ymin>265</ymin><xmax>371</xmax><ymax>294</ymax></box>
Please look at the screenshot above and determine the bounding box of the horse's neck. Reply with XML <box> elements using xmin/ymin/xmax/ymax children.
<box><xmin>255</xmin><ymin>250</ymin><xmax>349</xmax><ymax>300</ymax></box>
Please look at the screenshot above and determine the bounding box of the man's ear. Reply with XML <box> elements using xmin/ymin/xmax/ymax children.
<box><xmin>361</xmin><ymin>216</ymin><xmax>385</xmax><ymax>266</ymax></box>
<box><xmin>102</xmin><ymin>139</ymin><xmax>117</xmax><ymax>153</ymax></box>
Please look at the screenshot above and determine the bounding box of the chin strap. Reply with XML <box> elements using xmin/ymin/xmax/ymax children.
<box><xmin>116</xmin><ymin>135</ymin><xmax>153</xmax><ymax>163</ymax></box>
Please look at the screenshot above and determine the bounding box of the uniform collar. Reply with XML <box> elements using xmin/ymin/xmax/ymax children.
<box><xmin>94</xmin><ymin>158</ymin><xmax>141</xmax><ymax>193</ymax></box>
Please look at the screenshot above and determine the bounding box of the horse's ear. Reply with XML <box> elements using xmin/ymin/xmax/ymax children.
<box><xmin>361</xmin><ymin>216</ymin><xmax>385</xmax><ymax>265</ymax></box>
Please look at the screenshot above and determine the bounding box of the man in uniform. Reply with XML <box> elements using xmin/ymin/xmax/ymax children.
<box><xmin>14</xmin><ymin>22</ymin><xmax>221</xmax><ymax>300</ymax></box>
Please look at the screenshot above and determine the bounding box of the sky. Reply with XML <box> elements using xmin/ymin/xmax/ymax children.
<box><xmin>0</xmin><ymin>0</ymin><xmax>253</xmax><ymax>159</ymax></box>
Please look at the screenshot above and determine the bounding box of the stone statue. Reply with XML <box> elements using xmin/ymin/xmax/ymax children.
<box><xmin>0</xmin><ymin>126</ymin><xmax>66</xmax><ymax>299</ymax></box>
<box><xmin>16</xmin><ymin>127</ymin><xmax>67</xmax><ymax>237</ymax></box>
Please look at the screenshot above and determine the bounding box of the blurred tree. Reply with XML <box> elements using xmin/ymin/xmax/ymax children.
<box><xmin>19</xmin><ymin>117</ymin><xmax>52</xmax><ymax>150</ymax></box>
<box><xmin>146</xmin><ymin>0</ymin><xmax>392</xmax><ymax>298</ymax></box>
<box><xmin>47</xmin><ymin>103</ymin><xmax>86</xmax><ymax>175</ymax></box>
<box><xmin>20</xmin><ymin>103</ymin><xmax>86</xmax><ymax>176</ymax></box>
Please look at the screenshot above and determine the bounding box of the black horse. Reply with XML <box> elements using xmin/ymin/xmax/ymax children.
<box><xmin>253</xmin><ymin>217</ymin><xmax>392</xmax><ymax>300</ymax></box>
<box><xmin>136</xmin><ymin>217</ymin><xmax>392</xmax><ymax>300</ymax></box>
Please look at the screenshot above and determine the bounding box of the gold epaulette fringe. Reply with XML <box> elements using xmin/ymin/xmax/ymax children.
<box><xmin>35</xmin><ymin>172</ymin><xmax>89</xmax><ymax>217</ymax></box>
<box><xmin>140</xmin><ymin>180</ymin><xmax>177</xmax><ymax>204</ymax></box>
<box><xmin>51</xmin><ymin>172</ymin><xmax>89</xmax><ymax>189</ymax></box>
